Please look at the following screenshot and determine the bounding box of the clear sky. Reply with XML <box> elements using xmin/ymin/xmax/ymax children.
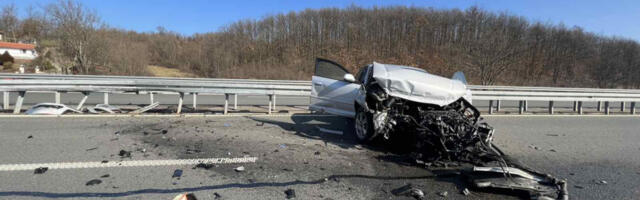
<box><xmin>3</xmin><ymin>0</ymin><xmax>640</xmax><ymax>41</ymax></box>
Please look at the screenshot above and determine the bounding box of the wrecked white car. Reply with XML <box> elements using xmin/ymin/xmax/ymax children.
<box><xmin>310</xmin><ymin>58</ymin><xmax>567</xmax><ymax>200</ymax></box>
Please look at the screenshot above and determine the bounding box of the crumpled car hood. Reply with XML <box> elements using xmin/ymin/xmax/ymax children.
<box><xmin>371</xmin><ymin>62</ymin><xmax>471</xmax><ymax>106</ymax></box>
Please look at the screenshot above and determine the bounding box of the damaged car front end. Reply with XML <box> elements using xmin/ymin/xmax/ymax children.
<box><xmin>310</xmin><ymin>59</ymin><xmax>568</xmax><ymax>199</ymax></box>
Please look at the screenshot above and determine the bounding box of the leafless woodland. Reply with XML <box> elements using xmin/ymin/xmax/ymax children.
<box><xmin>2</xmin><ymin>1</ymin><xmax>639</xmax><ymax>88</ymax></box>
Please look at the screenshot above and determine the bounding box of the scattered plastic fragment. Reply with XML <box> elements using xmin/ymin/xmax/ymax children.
<box><xmin>27</xmin><ymin>135</ymin><xmax>33</xmax><ymax>139</ymax></box>
<box><xmin>314</xmin><ymin>151</ymin><xmax>321</xmax><ymax>155</ymax></box>
<box><xmin>234</xmin><ymin>166</ymin><xmax>245</xmax><ymax>172</ymax></box>
<box><xmin>172</xmin><ymin>193</ymin><xmax>198</xmax><ymax>200</ymax></box>
<box><xmin>284</xmin><ymin>188</ymin><xmax>296</xmax><ymax>199</ymax></box>
<box><xmin>85</xmin><ymin>179</ymin><xmax>102</xmax><ymax>186</ymax></box>
<box><xmin>86</xmin><ymin>147</ymin><xmax>98</xmax><ymax>151</ymax></box>
<box><xmin>34</xmin><ymin>167</ymin><xmax>48</xmax><ymax>174</ymax></box>
<box><xmin>101</xmin><ymin>174</ymin><xmax>110</xmax><ymax>178</ymax></box>
<box><xmin>213</xmin><ymin>192</ymin><xmax>222</xmax><ymax>199</ymax></box>
<box><xmin>438</xmin><ymin>191</ymin><xmax>448</xmax><ymax>197</ymax></box>
<box><xmin>172</xmin><ymin>169</ymin><xmax>183</xmax><ymax>178</ymax></box>
<box><xmin>462</xmin><ymin>188</ymin><xmax>470</xmax><ymax>196</ymax></box>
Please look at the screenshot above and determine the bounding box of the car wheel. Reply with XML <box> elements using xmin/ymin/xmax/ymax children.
<box><xmin>354</xmin><ymin>107</ymin><xmax>374</xmax><ymax>142</ymax></box>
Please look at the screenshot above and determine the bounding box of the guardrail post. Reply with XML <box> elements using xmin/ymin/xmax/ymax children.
<box><xmin>523</xmin><ymin>100</ymin><xmax>528</xmax><ymax>112</ymax></box>
<box><xmin>177</xmin><ymin>92</ymin><xmax>184</xmax><ymax>114</ymax></box>
<box><xmin>519</xmin><ymin>101</ymin><xmax>524</xmax><ymax>114</ymax></box>
<box><xmin>149</xmin><ymin>92</ymin><xmax>154</xmax><ymax>104</ymax></box>
<box><xmin>604</xmin><ymin>101</ymin><xmax>610</xmax><ymax>115</ymax></box>
<box><xmin>597</xmin><ymin>101</ymin><xmax>602</xmax><ymax>111</ymax></box>
<box><xmin>268</xmin><ymin>94</ymin><xmax>273</xmax><ymax>115</ymax></box>
<box><xmin>13</xmin><ymin>91</ymin><xmax>25</xmax><ymax>114</ymax></box>
<box><xmin>620</xmin><ymin>102</ymin><xmax>625</xmax><ymax>112</ymax></box>
<box><xmin>578</xmin><ymin>101</ymin><xmax>583</xmax><ymax>115</ymax></box>
<box><xmin>224</xmin><ymin>93</ymin><xmax>229</xmax><ymax>115</ymax></box>
<box><xmin>103</xmin><ymin>93</ymin><xmax>109</xmax><ymax>105</ymax></box>
<box><xmin>573</xmin><ymin>101</ymin><xmax>578</xmax><ymax>112</ymax></box>
<box><xmin>548</xmin><ymin>101</ymin><xmax>554</xmax><ymax>114</ymax></box>
<box><xmin>488</xmin><ymin>100</ymin><xmax>494</xmax><ymax>114</ymax></box>
<box><xmin>55</xmin><ymin>92</ymin><xmax>61</xmax><ymax>104</ymax></box>
<box><xmin>2</xmin><ymin>92</ymin><xmax>8</xmax><ymax>110</ymax></box>
<box><xmin>631</xmin><ymin>102</ymin><xmax>636</xmax><ymax>115</ymax></box>
<box><xmin>273</xmin><ymin>94</ymin><xmax>277</xmax><ymax>111</ymax></box>
<box><xmin>76</xmin><ymin>92</ymin><xmax>89</xmax><ymax>110</ymax></box>
<box><xmin>233</xmin><ymin>94</ymin><xmax>238</xmax><ymax>110</ymax></box>
<box><xmin>496</xmin><ymin>100</ymin><xmax>501</xmax><ymax>112</ymax></box>
<box><xmin>192</xmin><ymin>93</ymin><xmax>197</xmax><ymax>110</ymax></box>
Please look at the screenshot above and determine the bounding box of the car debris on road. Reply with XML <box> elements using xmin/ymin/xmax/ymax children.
<box><xmin>33</xmin><ymin>167</ymin><xmax>48</xmax><ymax>174</ymax></box>
<box><xmin>25</xmin><ymin>103</ymin><xmax>82</xmax><ymax>115</ymax></box>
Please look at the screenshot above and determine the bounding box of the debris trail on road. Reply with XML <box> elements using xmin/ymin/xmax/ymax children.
<box><xmin>0</xmin><ymin>157</ymin><xmax>258</xmax><ymax>172</ymax></box>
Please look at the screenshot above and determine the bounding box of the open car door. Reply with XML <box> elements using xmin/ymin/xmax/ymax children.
<box><xmin>310</xmin><ymin>58</ymin><xmax>360</xmax><ymax>117</ymax></box>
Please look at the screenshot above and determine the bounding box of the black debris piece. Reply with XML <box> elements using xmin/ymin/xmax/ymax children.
<box><xmin>172</xmin><ymin>169</ymin><xmax>183</xmax><ymax>178</ymax></box>
<box><xmin>118</xmin><ymin>150</ymin><xmax>131</xmax><ymax>158</ymax></box>
<box><xmin>101</xmin><ymin>160</ymin><xmax>109</xmax><ymax>163</ymax></box>
<box><xmin>162</xmin><ymin>130</ymin><xmax>168</xmax><ymax>134</ymax></box>
<box><xmin>85</xmin><ymin>179</ymin><xmax>102</xmax><ymax>186</ymax></box>
<box><xmin>314</xmin><ymin>151</ymin><xmax>321</xmax><ymax>155</ymax></box>
<box><xmin>213</xmin><ymin>192</ymin><xmax>222</xmax><ymax>199</ymax></box>
<box><xmin>101</xmin><ymin>174</ymin><xmax>110</xmax><ymax>178</ymax></box>
<box><xmin>143</xmin><ymin>131</ymin><xmax>149</xmax><ymax>135</ymax></box>
<box><xmin>86</xmin><ymin>147</ymin><xmax>98</xmax><ymax>151</ymax></box>
<box><xmin>194</xmin><ymin>163</ymin><xmax>214</xmax><ymax>170</ymax></box>
<box><xmin>256</xmin><ymin>122</ymin><xmax>264</xmax><ymax>126</ymax></box>
<box><xmin>284</xmin><ymin>188</ymin><xmax>296</xmax><ymax>199</ymax></box>
<box><xmin>27</xmin><ymin>135</ymin><xmax>33</xmax><ymax>139</ymax></box>
<box><xmin>34</xmin><ymin>167</ymin><xmax>48</xmax><ymax>174</ymax></box>
<box><xmin>574</xmin><ymin>185</ymin><xmax>584</xmax><ymax>189</ymax></box>
<box><xmin>282</xmin><ymin>168</ymin><xmax>293</xmax><ymax>172</ymax></box>
<box><xmin>114</xmin><ymin>131</ymin><xmax>120</xmax><ymax>135</ymax></box>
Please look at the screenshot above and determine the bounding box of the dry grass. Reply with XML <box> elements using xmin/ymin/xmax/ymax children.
<box><xmin>146</xmin><ymin>65</ymin><xmax>197</xmax><ymax>77</ymax></box>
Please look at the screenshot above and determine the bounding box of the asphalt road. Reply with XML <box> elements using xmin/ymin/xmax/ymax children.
<box><xmin>0</xmin><ymin>115</ymin><xmax>638</xmax><ymax>199</ymax></box>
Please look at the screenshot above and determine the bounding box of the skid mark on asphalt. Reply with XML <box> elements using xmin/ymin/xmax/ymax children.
<box><xmin>0</xmin><ymin>157</ymin><xmax>257</xmax><ymax>172</ymax></box>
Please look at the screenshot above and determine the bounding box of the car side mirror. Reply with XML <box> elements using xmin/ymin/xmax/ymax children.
<box><xmin>343</xmin><ymin>73</ymin><xmax>356</xmax><ymax>83</ymax></box>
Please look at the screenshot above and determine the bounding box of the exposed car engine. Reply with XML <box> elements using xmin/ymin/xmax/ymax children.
<box><xmin>362</xmin><ymin>80</ymin><xmax>568</xmax><ymax>200</ymax></box>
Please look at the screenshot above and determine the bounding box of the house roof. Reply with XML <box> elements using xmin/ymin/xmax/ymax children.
<box><xmin>0</xmin><ymin>42</ymin><xmax>35</xmax><ymax>50</ymax></box>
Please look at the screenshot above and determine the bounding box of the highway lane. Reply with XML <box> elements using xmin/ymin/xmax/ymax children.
<box><xmin>2</xmin><ymin>91</ymin><xmax>634</xmax><ymax>115</ymax></box>
<box><xmin>0</xmin><ymin>115</ymin><xmax>638</xmax><ymax>199</ymax></box>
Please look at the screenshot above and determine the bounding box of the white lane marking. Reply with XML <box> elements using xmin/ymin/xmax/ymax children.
<box><xmin>0</xmin><ymin>157</ymin><xmax>257</xmax><ymax>172</ymax></box>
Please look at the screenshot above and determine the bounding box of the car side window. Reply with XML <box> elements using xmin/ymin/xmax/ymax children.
<box><xmin>315</xmin><ymin>59</ymin><xmax>349</xmax><ymax>80</ymax></box>
<box><xmin>356</xmin><ymin>66</ymin><xmax>369</xmax><ymax>84</ymax></box>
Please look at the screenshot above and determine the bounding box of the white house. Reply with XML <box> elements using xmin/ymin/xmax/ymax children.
<box><xmin>0</xmin><ymin>41</ymin><xmax>37</xmax><ymax>60</ymax></box>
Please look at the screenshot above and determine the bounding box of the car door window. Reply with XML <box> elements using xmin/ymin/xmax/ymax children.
<box><xmin>356</xmin><ymin>66</ymin><xmax>370</xmax><ymax>84</ymax></box>
<box><xmin>315</xmin><ymin>58</ymin><xmax>349</xmax><ymax>80</ymax></box>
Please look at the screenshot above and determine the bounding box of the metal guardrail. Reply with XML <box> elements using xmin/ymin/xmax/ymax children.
<box><xmin>1</xmin><ymin>73</ymin><xmax>639</xmax><ymax>115</ymax></box>
<box><xmin>0</xmin><ymin>76</ymin><xmax>311</xmax><ymax>114</ymax></box>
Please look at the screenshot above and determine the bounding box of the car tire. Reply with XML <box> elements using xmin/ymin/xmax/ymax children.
<box><xmin>354</xmin><ymin>107</ymin><xmax>374</xmax><ymax>143</ymax></box>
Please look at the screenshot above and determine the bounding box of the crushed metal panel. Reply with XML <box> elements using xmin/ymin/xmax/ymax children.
<box><xmin>25</xmin><ymin>103</ymin><xmax>82</xmax><ymax>115</ymax></box>
<box><xmin>130</xmin><ymin>102</ymin><xmax>160</xmax><ymax>114</ymax></box>
<box><xmin>370</xmin><ymin>62</ymin><xmax>471</xmax><ymax>106</ymax></box>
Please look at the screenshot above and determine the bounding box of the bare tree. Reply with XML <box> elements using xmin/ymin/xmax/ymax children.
<box><xmin>46</xmin><ymin>0</ymin><xmax>99</xmax><ymax>74</ymax></box>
